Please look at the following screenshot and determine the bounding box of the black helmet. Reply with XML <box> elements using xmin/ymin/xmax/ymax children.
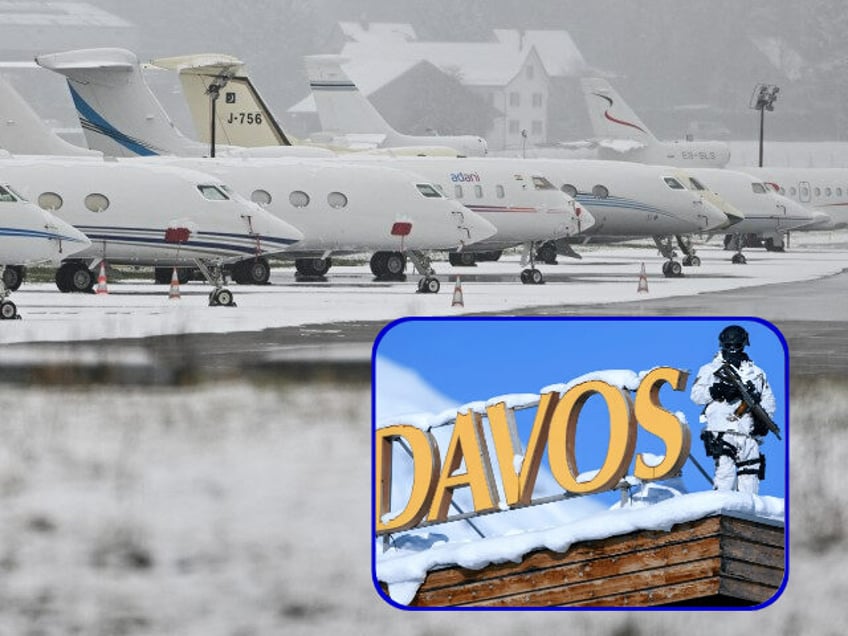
<box><xmin>718</xmin><ymin>325</ymin><xmax>749</xmax><ymax>352</ymax></box>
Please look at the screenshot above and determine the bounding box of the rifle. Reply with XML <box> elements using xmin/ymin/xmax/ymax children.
<box><xmin>714</xmin><ymin>362</ymin><xmax>782</xmax><ymax>440</ymax></box>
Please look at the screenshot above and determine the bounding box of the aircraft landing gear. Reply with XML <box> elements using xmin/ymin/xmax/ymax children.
<box><xmin>662</xmin><ymin>260</ymin><xmax>684</xmax><ymax>277</ymax></box>
<box><xmin>519</xmin><ymin>242</ymin><xmax>545</xmax><ymax>285</ymax></box>
<box><xmin>728</xmin><ymin>234</ymin><xmax>747</xmax><ymax>265</ymax></box>
<box><xmin>193</xmin><ymin>259</ymin><xmax>237</xmax><ymax>307</ymax></box>
<box><xmin>0</xmin><ymin>266</ymin><xmax>21</xmax><ymax>320</ymax></box>
<box><xmin>408</xmin><ymin>251</ymin><xmax>441</xmax><ymax>294</ymax></box>
<box><xmin>653</xmin><ymin>235</ymin><xmax>685</xmax><ymax>278</ymax></box>
<box><xmin>295</xmin><ymin>257</ymin><xmax>332</xmax><ymax>280</ymax></box>
<box><xmin>370</xmin><ymin>251</ymin><xmax>406</xmax><ymax>281</ymax></box>
<box><xmin>231</xmin><ymin>257</ymin><xmax>271</xmax><ymax>284</ymax></box>
<box><xmin>676</xmin><ymin>235</ymin><xmax>701</xmax><ymax>267</ymax></box>
<box><xmin>55</xmin><ymin>261</ymin><xmax>95</xmax><ymax>293</ymax></box>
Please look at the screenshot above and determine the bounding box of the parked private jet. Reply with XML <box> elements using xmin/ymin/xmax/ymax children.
<box><xmin>580</xmin><ymin>77</ymin><xmax>731</xmax><ymax>168</ymax></box>
<box><xmin>0</xmin><ymin>178</ymin><xmax>91</xmax><ymax>319</ymax></box>
<box><xmin>0</xmin><ymin>157</ymin><xmax>305</xmax><ymax>305</ymax></box>
<box><xmin>98</xmin><ymin>50</ymin><xmax>731</xmax><ymax>279</ymax></box>
<box><xmin>3</xmin><ymin>62</ymin><xmax>497</xmax><ymax>294</ymax></box>
<box><xmin>737</xmin><ymin>167</ymin><xmax>848</xmax><ymax>231</ymax></box>
<box><xmin>685</xmin><ymin>168</ymin><xmax>822</xmax><ymax>259</ymax></box>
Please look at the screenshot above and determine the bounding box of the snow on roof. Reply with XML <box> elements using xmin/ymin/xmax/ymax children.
<box><xmin>377</xmin><ymin>490</ymin><xmax>785</xmax><ymax>605</ymax></box>
<box><xmin>0</xmin><ymin>1</ymin><xmax>131</xmax><ymax>28</ymax></box>
<box><xmin>493</xmin><ymin>28</ymin><xmax>587</xmax><ymax>77</ymax></box>
<box><xmin>289</xmin><ymin>24</ymin><xmax>586</xmax><ymax>113</ymax></box>
<box><xmin>338</xmin><ymin>21</ymin><xmax>417</xmax><ymax>44</ymax></box>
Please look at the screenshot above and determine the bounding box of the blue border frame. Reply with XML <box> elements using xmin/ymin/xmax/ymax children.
<box><xmin>371</xmin><ymin>315</ymin><xmax>790</xmax><ymax>612</ymax></box>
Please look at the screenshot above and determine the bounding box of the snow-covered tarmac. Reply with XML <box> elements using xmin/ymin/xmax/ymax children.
<box><xmin>3</xmin><ymin>231</ymin><xmax>848</xmax><ymax>345</ymax></box>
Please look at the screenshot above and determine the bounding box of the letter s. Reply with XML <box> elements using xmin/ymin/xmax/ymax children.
<box><xmin>633</xmin><ymin>367</ymin><xmax>691</xmax><ymax>481</ymax></box>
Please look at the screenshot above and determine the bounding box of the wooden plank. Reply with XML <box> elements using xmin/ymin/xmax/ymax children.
<box><xmin>415</xmin><ymin>536</ymin><xmax>722</xmax><ymax>606</ymax></box>
<box><xmin>419</xmin><ymin>516</ymin><xmax>722</xmax><ymax>592</ymax></box>
<box><xmin>403</xmin><ymin>515</ymin><xmax>784</xmax><ymax>608</ymax></box>
<box><xmin>719</xmin><ymin>575</ymin><xmax>781</xmax><ymax>604</ymax></box>
<box><xmin>570</xmin><ymin>578</ymin><xmax>720</xmax><ymax>607</ymax></box>
<box><xmin>721</xmin><ymin>556</ymin><xmax>785</xmax><ymax>588</ymax></box>
<box><xmin>721</xmin><ymin>536</ymin><xmax>784</xmax><ymax>570</ymax></box>
<box><xmin>461</xmin><ymin>558</ymin><xmax>722</xmax><ymax>607</ymax></box>
<box><xmin>721</xmin><ymin>516</ymin><xmax>784</xmax><ymax>548</ymax></box>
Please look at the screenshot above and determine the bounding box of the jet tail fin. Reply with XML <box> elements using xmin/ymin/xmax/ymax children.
<box><xmin>581</xmin><ymin>77</ymin><xmax>658</xmax><ymax>145</ymax></box>
<box><xmin>35</xmin><ymin>48</ymin><xmax>202</xmax><ymax>156</ymax></box>
<box><xmin>0</xmin><ymin>73</ymin><xmax>100</xmax><ymax>156</ymax></box>
<box><xmin>305</xmin><ymin>54</ymin><xmax>398</xmax><ymax>136</ymax></box>
<box><xmin>152</xmin><ymin>54</ymin><xmax>292</xmax><ymax>147</ymax></box>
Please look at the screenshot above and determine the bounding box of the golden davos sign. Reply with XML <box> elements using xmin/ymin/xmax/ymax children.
<box><xmin>376</xmin><ymin>367</ymin><xmax>691</xmax><ymax>535</ymax></box>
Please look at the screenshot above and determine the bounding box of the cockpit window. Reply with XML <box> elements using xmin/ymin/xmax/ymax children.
<box><xmin>751</xmin><ymin>182</ymin><xmax>768</xmax><ymax>194</ymax></box>
<box><xmin>688</xmin><ymin>177</ymin><xmax>707</xmax><ymax>191</ymax></box>
<box><xmin>0</xmin><ymin>185</ymin><xmax>17</xmax><ymax>202</ymax></box>
<box><xmin>663</xmin><ymin>177</ymin><xmax>685</xmax><ymax>190</ymax></box>
<box><xmin>532</xmin><ymin>176</ymin><xmax>556</xmax><ymax>190</ymax></box>
<box><xmin>197</xmin><ymin>185</ymin><xmax>230</xmax><ymax>200</ymax></box>
<box><xmin>416</xmin><ymin>183</ymin><xmax>443</xmax><ymax>198</ymax></box>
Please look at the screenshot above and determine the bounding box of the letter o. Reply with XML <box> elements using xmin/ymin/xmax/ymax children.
<box><xmin>547</xmin><ymin>380</ymin><xmax>637</xmax><ymax>494</ymax></box>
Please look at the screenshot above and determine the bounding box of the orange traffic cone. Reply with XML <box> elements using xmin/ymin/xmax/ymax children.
<box><xmin>451</xmin><ymin>276</ymin><xmax>464</xmax><ymax>307</ymax></box>
<box><xmin>637</xmin><ymin>262</ymin><xmax>649</xmax><ymax>293</ymax></box>
<box><xmin>96</xmin><ymin>261</ymin><xmax>108</xmax><ymax>295</ymax></box>
<box><xmin>168</xmin><ymin>267</ymin><xmax>181</xmax><ymax>300</ymax></box>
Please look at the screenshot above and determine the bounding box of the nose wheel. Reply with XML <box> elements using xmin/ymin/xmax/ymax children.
<box><xmin>662</xmin><ymin>260</ymin><xmax>684</xmax><ymax>277</ymax></box>
<box><xmin>0</xmin><ymin>299</ymin><xmax>19</xmax><ymax>320</ymax></box>
<box><xmin>417</xmin><ymin>277</ymin><xmax>441</xmax><ymax>294</ymax></box>
<box><xmin>520</xmin><ymin>268</ymin><xmax>545</xmax><ymax>284</ymax></box>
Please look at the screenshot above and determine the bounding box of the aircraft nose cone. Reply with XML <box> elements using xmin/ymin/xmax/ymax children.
<box><xmin>700</xmin><ymin>200</ymin><xmax>728</xmax><ymax>231</ymax></box>
<box><xmin>461</xmin><ymin>206</ymin><xmax>497</xmax><ymax>245</ymax></box>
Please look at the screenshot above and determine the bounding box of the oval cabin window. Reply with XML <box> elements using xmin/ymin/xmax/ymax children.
<box><xmin>327</xmin><ymin>192</ymin><xmax>348</xmax><ymax>208</ymax></box>
<box><xmin>38</xmin><ymin>192</ymin><xmax>63</xmax><ymax>211</ymax></box>
<box><xmin>84</xmin><ymin>193</ymin><xmax>110</xmax><ymax>213</ymax></box>
<box><xmin>289</xmin><ymin>190</ymin><xmax>310</xmax><ymax>208</ymax></box>
<box><xmin>251</xmin><ymin>189</ymin><xmax>272</xmax><ymax>206</ymax></box>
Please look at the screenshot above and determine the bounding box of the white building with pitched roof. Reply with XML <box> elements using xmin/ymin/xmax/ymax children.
<box><xmin>289</xmin><ymin>23</ymin><xmax>587</xmax><ymax>151</ymax></box>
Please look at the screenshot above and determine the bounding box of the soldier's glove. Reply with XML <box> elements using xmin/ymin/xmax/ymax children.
<box><xmin>709</xmin><ymin>381</ymin><xmax>739</xmax><ymax>402</ymax></box>
<box><xmin>744</xmin><ymin>380</ymin><xmax>761</xmax><ymax>403</ymax></box>
<box><xmin>751</xmin><ymin>419</ymin><xmax>769</xmax><ymax>437</ymax></box>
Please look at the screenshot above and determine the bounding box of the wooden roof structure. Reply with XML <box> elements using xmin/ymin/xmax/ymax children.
<box><xmin>401</xmin><ymin>514</ymin><xmax>784</xmax><ymax>607</ymax></box>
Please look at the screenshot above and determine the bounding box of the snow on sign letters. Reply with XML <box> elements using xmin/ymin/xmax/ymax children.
<box><xmin>376</xmin><ymin>367</ymin><xmax>690</xmax><ymax>535</ymax></box>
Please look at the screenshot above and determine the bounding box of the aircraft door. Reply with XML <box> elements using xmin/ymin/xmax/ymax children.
<box><xmin>799</xmin><ymin>181</ymin><xmax>812</xmax><ymax>203</ymax></box>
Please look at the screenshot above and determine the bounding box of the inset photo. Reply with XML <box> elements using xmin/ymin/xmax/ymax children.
<box><xmin>373</xmin><ymin>317</ymin><xmax>787</xmax><ymax>609</ymax></box>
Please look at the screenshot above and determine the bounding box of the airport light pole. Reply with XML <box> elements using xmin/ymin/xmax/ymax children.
<box><xmin>750</xmin><ymin>83</ymin><xmax>779</xmax><ymax>167</ymax></box>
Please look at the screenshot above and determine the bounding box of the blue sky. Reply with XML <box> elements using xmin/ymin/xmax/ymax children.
<box><xmin>374</xmin><ymin>316</ymin><xmax>787</xmax><ymax>501</ymax></box>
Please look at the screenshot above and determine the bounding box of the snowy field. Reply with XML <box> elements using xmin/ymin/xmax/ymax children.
<box><xmin>3</xmin><ymin>230</ymin><xmax>848</xmax><ymax>345</ymax></box>
<box><xmin>2</xmin><ymin>232</ymin><xmax>848</xmax><ymax>634</ymax></box>
<box><xmin>1</xmin><ymin>376</ymin><xmax>847</xmax><ymax>634</ymax></box>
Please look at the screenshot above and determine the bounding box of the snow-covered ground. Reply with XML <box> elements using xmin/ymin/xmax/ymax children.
<box><xmin>1</xmin><ymin>373</ymin><xmax>846</xmax><ymax>633</ymax></box>
<box><xmin>3</xmin><ymin>230</ymin><xmax>848</xmax><ymax>345</ymax></box>
<box><xmin>2</xmin><ymin>232</ymin><xmax>847</xmax><ymax>633</ymax></box>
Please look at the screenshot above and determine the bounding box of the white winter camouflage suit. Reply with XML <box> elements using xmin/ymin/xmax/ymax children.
<box><xmin>690</xmin><ymin>352</ymin><xmax>776</xmax><ymax>493</ymax></box>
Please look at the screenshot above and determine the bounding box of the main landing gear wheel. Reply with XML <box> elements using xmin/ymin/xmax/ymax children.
<box><xmin>662</xmin><ymin>261</ymin><xmax>684</xmax><ymax>278</ymax></box>
<box><xmin>682</xmin><ymin>255</ymin><xmax>701</xmax><ymax>267</ymax></box>
<box><xmin>370</xmin><ymin>251</ymin><xmax>406</xmax><ymax>281</ymax></box>
<box><xmin>232</xmin><ymin>257</ymin><xmax>271</xmax><ymax>285</ymax></box>
<box><xmin>0</xmin><ymin>299</ymin><xmax>18</xmax><ymax>320</ymax></box>
<box><xmin>2</xmin><ymin>266</ymin><xmax>25</xmax><ymax>291</ymax></box>
<box><xmin>56</xmin><ymin>262</ymin><xmax>95</xmax><ymax>293</ymax></box>
<box><xmin>295</xmin><ymin>257</ymin><xmax>331</xmax><ymax>279</ymax></box>
<box><xmin>731</xmin><ymin>253</ymin><xmax>747</xmax><ymax>265</ymax></box>
<box><xmin>448</xmin><ymin>251</ymin><xmax>476</xmax><ymax>267</ymax></box>
<box><xmin>520</xmin><ymin>268</ymin><xmax>544</xmax><ymax>285</ymax></box>
<box><xmin>208</xmin><ymin>288</ymin><xmax>236</xmax><ymax>307</ymax></box>
<box><xmin>416</xmin><ymin>277</ymin><xmax>440</xmax><ymax>294</ymax></box>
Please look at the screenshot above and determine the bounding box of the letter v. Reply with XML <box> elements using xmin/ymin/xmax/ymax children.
<box><xmin>486</xmin><ymin>392</ymin><xmax>560</xmax><ymax>507</ymax></box>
